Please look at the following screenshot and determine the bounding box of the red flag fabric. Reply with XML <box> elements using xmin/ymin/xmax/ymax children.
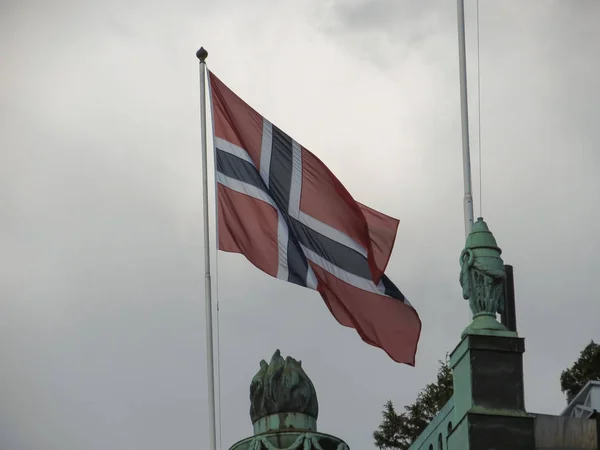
<box><xmin>209</xmin><ymin>71</ymin><xmax>421</xmax><ymax>365</ymax></box>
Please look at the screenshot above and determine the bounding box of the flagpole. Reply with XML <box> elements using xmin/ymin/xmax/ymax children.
<box><xmin>196</xmin><ymin>46</ymin><xmax>217</xmax><ymax>450</ymax></box>
<box><xmin>457</xmin><ymin>0</ymin><xmax>475</xmax><ymax>238</ymax></box>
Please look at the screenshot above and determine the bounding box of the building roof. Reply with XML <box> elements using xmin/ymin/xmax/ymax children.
<box><xmin>560</xmin><ymin>380</ymin><xmax>600</xmax><ymax>419</ymax></box>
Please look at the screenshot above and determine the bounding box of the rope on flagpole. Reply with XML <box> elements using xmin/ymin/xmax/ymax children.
<box><xmin>197</xmin><ymin>46</ymin><xmax>218</xmax><ymax>450</ymax></box>
<box><xmin>215</xmin><ymin>276</ymin><xmax>223</xmax><ymax>449</ymax></box>
<box><xmin>476</xmin><ymin>0</ymin><xmax>483</xmax><ymax>218</ymax></box>
<box><xmin>206</xmin><ymin>62</ymin><xmax>224</xmax><ymax>450</ymax></box>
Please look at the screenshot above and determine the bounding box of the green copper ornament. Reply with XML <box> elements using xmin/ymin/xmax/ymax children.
<box><xmin>459</xmin><ymin>217</ymin><xmax>512</xmax><ymax>337</ymax></box>
<box><xmin>230</xmin><ymin>350</ymin><xmax>350</xmax><ymax>450</ymax></box>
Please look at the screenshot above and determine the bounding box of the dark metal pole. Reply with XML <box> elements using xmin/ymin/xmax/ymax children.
<box><xmin>501</xmin><ymin>264</ymin><xmax>517</xmax><ymax>332</ymax></box>
<box><xmin>595</xmin><ymin>410</ymin><xmax>600</xmax><ymax>450</ymax></box>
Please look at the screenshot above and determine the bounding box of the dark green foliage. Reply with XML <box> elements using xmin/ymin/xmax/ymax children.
<box><xmin>560</xmin><ymin>340</ymin><xmax>600</xmax><ymax>404</ymax></box>
<box><xmin>373</xmin><ymin>361</ymin><xmax>453</xmax><ymax>450</ymax></box>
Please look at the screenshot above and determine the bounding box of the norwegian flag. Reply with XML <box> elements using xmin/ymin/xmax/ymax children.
<box><xmin>209</xmin><ymin>71</ymin><xmax>421</xmax><ymax>365</ymax></box>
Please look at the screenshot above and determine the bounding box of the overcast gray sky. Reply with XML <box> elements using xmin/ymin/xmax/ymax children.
<box><xmin>2</xmin><ymin>1</ymin><xmax>599</xmax><ymax>449</ymax></box>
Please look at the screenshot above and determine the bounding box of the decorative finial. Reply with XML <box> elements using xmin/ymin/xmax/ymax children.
<box><xmin>231</xmin><ymin>350</ymin><xmax>350</xmax><ymax>449</ymax></box>
<box><xmin>249</xmin><ymin>350</ymin><xmax>318</xmax><ymax>433</ymax></box>
<box><xmin>196</xmin><ymin>47</ymin><xmax>208</xmax><ymax>62</ymax></box>
<box><xmin>459</xmin><ymin>217</ymin><xmax>512</xmax><ymax>337</ymax></box>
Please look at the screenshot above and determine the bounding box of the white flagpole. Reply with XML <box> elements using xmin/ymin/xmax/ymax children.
<box><xmin>196</xmin><ymin>46</ymin><xmax>217</xmax><ymax>450</ymax></box>
<box><xmin>457</xmin><ymin>0</ymin><xmax>475</xmax><ymax>238</ymax></box>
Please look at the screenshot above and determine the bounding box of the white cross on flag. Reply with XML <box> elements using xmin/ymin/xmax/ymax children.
<box><xmin>209</xmin><ymin>71</ymin><xmax>421</xmax><ymax>365</ymax></box>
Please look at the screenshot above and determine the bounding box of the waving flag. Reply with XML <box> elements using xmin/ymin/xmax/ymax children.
<box><xmin>209</xmin><ymin>71</ymin><xmax>421</xmax><ymax>365</ymax></box>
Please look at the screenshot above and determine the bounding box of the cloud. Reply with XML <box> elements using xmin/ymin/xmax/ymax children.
<box><xmin>1</xmin><ymin>1</ymin><xmax>599</xmax><ymax>449</ymax></box>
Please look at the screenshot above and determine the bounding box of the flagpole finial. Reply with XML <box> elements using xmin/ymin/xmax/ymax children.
<box><xmin>196</xmin><ymin>47</ymin><xmax>208</xmax><ymax>62</ymax></box>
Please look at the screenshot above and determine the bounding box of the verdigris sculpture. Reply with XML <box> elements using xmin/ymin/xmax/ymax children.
<box><xmin>459</xmin><ymin>217</ymin><xmax>514</xmax><ymax>337</ymax></box>
<box><xmin>229</xmin><ymin>350</ymin><xmax>350</xmax><ymax>450</ymax></box>
<box><xmin>250</xmin><ymin>349</ymin><xmax>318</xmax><ymax>425</ymax></box>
